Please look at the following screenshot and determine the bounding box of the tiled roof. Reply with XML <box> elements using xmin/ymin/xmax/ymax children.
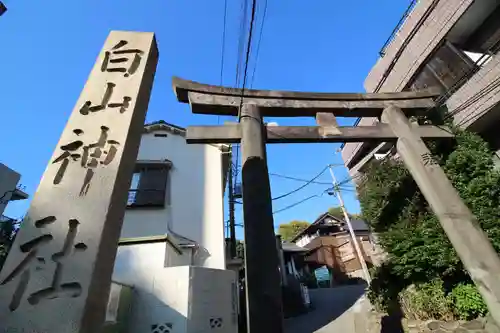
<box><xmin>291</xmin><ymin>212</ymin><xmax>369</xmax><ymax>242</ymax></box>
<box><xmin>144</xmin><ymin>120</ymin><xmax>186</xmax><ymax>136</ymax></box>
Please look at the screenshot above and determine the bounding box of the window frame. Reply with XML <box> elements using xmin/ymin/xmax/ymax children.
<box><xmin>405</xmin><ymin>40</ymin><xmax>478</xmax><ymax>94</ymax></box>
<box><xmin>126</xmin><ymin>160</ymin><xmax>172</xmax><ymax>209</ymax></box>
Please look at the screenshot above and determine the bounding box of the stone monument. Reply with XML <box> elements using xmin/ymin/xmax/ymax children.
<box><xmin>0</xmin><ymin>30</ymin><xmax>158</xmax><ymax>333</ymax></box>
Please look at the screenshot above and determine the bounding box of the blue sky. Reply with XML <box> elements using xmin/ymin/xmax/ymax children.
<box><xmin>0</xmin><ymin>0</ymin><xmax>410</xmax><ymax>237</ymax></box>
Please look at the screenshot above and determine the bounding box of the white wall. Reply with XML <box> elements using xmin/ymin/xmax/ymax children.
<box><xmin>296</xmin><ymin>233</ymin><xmax>318</xmax><ymax>247</ymax></box>
<box><xmin>119</xmin><ymin>129</ymin><xmax>226</xmax><ymax>269</ymax></box>
<box><xmin>113</xmin><ymin>244</ymin><xmax>191</xmax><ymax>332</ymax></box>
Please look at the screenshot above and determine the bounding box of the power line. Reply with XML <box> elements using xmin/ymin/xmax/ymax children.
<box><xmin>233</xmin><ymin>0</ymin><xmax>258</xmax><ymax>194</ymax></box>
<box><xmin>271</xmin><ymin>184</ymin><xmax>356</xmax><ymax>215</ymax></box>
<box><xmin>232</xmin><ymin>0</ymin><xmax>249</xmax><ymax>210</ymax></box>
<box><xmin>273</xmin><ymin>194</ymin><xmax>319</xmax><ymax>215</ymax></box>
<box><xmin>218</xmin><ymin>0</ymin><xmax>228</xmax><ymax>125</ymax></box>
<box><xmin>273</xmin><ymin>192</ymin><xmax>326</xmax><ymax>215</ymax></box>
<box><xmin>219</xmin><ymin>0</ymin><xmax>228</xmax><ymax>86</ymax></box>
<box><xmin>250</xmin><ymin>0</ymin><xmax>269</xmax><ymax>88</ymax></box>
<box><xmin>272</xmin><ymin>166</ymin><xmax>328</xmax><ymax>201</ymax></box>
<box><xmin>238</xmin><ymin>0</ymin><xmax>258</xmax><ymax>117</ymax></box>
<box><xmin>235</xmin><ymin>0</ymin><xmax>249</xmax><ymax>88</ymax></box>
<box><xmin>269</xmin><ymin>172</ymin><xmax>331</xmax><ymax>185</ymax></box>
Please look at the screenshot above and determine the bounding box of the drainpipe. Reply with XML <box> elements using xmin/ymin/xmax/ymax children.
<box><xmin>276</xmin><ymin>235</ymin><xmax>288</xmax><ymax>286</ymax></box>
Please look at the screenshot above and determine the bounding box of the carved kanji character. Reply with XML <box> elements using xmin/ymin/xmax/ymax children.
<box><xmin>52</xmin><ymin>127</ymin><xmax>120</xmax><ymax>196</ymax></box>
<box><xmin>1</xmin><ymin>217</ymin><xmax>87</xmax><ymax>311</ymax></box>
<box><xmin>101</xmin><ymin>40</ymin><xmax>144</xmax><ymax>77</ymax></box>
<box><xmin>80</xmin><ymin>82</ymin><xmax>132</xmax><ymax>115</ymax></box>
<box><xmin>421</xmin><ymin>152</ymin><xmax>438</xmax><ymax>166</ymax></box>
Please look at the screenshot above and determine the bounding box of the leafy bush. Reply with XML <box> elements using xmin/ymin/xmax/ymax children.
<box><xmin>0</xmin><ymin>219</ymin><xmax>17</xmax><ymax>269</ymax></box>
<box><xmin>400</xmin><ymin>280</ymin><xmax>453</xmax><ymax>320</ymax></box>
<box><xmin>359</xmin><ymin>129</ymin><xmax>500</xmax><ymax>320</ymax></box>
<box><xmin>367</xmin><ymin>262</ymin><xmax>403</xmax><ymax>312</ymax></box>
<box><xmin>451</xmin><ymin>284</ymin><xmax>487</xmax><ymax>320</ymax></box>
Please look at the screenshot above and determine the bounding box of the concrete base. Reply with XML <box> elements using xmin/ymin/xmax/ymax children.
<box><xmin>120</xmin><ymin>266</ymin><xmax>238</xmax><ymax>333</ymax></box>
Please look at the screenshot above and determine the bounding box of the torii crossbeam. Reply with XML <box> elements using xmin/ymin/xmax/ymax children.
<box><xmin>172</xmin><ymin>77</ymin><xmax>500</xmax><ymax>333</ymax></box>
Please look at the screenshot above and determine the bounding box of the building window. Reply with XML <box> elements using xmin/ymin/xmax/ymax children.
<box><xmin>127</xmin><ymin>162</ymin><xmax>171</xmax><ymax>208</ymax></box>
<box><xmin>408</xmin><ymin>41</ymin><xmax>476</xmax><ymax>93</ymax></box>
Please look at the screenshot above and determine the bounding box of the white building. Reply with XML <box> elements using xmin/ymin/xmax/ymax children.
<box><xmin>109</xmin><ymin>120</ymin><xmax>234</xmax><ymax>333</ymax></box>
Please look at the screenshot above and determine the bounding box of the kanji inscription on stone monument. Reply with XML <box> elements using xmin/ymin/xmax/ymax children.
<box><xmin>0</xmin><ymin>31</ymin><xmax>158</xmax><ymax>333</ymax></box>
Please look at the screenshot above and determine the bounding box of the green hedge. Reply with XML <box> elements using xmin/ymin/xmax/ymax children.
<box><xmin>359</xmin><ymin>130</ymin><xmax>500</xmax><ymax>319</ymax></box>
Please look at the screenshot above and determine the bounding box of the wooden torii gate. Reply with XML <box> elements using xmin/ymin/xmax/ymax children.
<box><xmin>172</xmin><ymin>77</ymin><xmax>500</xmax><ymax>332</ymax></box>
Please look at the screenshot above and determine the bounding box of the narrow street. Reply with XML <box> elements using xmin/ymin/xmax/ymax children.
<box><xmin>284</xmin><ymin>284</ymin><xmax>369</xmax><ymax>333</ymax></box>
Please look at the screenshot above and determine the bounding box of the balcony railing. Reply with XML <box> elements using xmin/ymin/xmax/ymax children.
<box><xmin>379</xmin><ymin>0</ymin><xmax>418</xmax><ymax>57</ymax></box>
<box><xmin>0</xmin><ymin>215</ymin><xmax>14</xmax><ymax>223</ymax></box>
<box><xmin>127</xmin><ymin>189</ymin><xmax>165</xmax><ymax>207</ymax></box>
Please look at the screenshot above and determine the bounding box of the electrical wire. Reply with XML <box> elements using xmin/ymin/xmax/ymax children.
<box><xmin>272</xmin><ymin>190</ymin><xmax>328</xmax><ymax>215</ymax></box>
<box><xmin>233</xmin><ymin>0</ymin><xmax>258</xmax><ymax>196</ymax></box>
<box><xmin>249</xmin><ymin>0</ymin><xmax>268</xmax><ymax>89</ymax></box>
<box><xmin>272</xmin><ymin>166</ymin><xmax>328</xmax><ymax>201</ymax></box>
<box><xmin>235</xmin><ymin>0</ymin><xmax>249</xmax><ymax>88</ymax></box>
<box><xmin>218</xmin><ymin>0</ymin><xmax>228</xmax><ymax>125</ymax></box>
<box><xmin>273</xmin><ymin>194</ymin><xmax>319</xmax><ymax>215</ymax></box>
<box><xmin>219</xmin><ymin>0</ymin><xmax>228</xmax><ymax>86</ymax></box>
<box><xmin>237</xmin><ymin>0</ymin><xmax>258</xmax><ymax>118</ymax></box>
<box><xmin>269</xmin><ymin>172</ymin><xmax>331</xmax><ymax>185</ymax></box>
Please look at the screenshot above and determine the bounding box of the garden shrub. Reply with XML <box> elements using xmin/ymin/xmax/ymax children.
<box><xmin>451</xmin><ymin>283</ymin><xmax>487</xmax><ymax>320</ymax></box>
<box><xmin>399</xmin><ymin>280</ymin><xmax>453</xmax><ymax>321</ymax></box>
<box><xmin>359</xmin><ymin>129</ymin><xmax>500</xmax><ymax>320</ymax></box>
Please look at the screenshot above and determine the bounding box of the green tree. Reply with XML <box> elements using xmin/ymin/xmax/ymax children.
<box><xmin>0</xmin><ymin>218</ymin><xmax>17</xmax><ymax>269</ymax></box>
<box><xmin>278</xmin><ymin>220</ymin><xmax>310</xmax><ymax>242</ymax></box>
<box><xmin>327</xmin><ymin>206</ymin><xmax>362</xmax><ymax>220</ymax></box>
<box><xmin>359</xmin><ymin>130</ymin><xmax>500</xmax><ymax>318</ymax></box>
<box><xmin>327</xmin><ymin>206</ymin><xmax>344</xmax><ymax>219</ymax></box>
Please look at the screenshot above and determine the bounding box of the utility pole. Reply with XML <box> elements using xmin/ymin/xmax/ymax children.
<box><xmin>228</xmin><ymin>146</ymin><xmax>237</xmax><ymax>258</ymax></box>
<box><xmin>328</xmin><ymin>165</ymin><xmax>371</xmax><ymax>284</ymax></box>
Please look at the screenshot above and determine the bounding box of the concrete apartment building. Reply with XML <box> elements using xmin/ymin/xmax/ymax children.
<box><xmin>342</xmin><ymin>0</ymin><xmax>500</xmax><ymax>179</ymax></box>
<box><xmin>0</xmin><ymin>163</ymin><xmax>28</xmax><ymax>219</ymax></box>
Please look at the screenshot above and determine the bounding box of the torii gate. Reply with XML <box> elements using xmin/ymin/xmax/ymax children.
<box><xmin>172</xmin><ymin>77</ymin><xmax>500</xmax><ymax>333</ymax></box>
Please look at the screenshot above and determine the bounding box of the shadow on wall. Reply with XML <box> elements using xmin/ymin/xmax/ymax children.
<box><xmin>110</xmin><ymin>249</ymin><xmax>188</xmax><ymax>333</ymax></box>
<box><xmin>283</xmin><ymin>285</ymin><xmax>366</xmax><ymax>333</ymax></box>
<box><xmin>127</xmin><ymin>289</ymin><xmax>188</xmax><ymax>333</ymax></box>
<box><xmin>192</xmin><ymin>245</ymin><xmax>211</xmax><ymax>266</ymax></box>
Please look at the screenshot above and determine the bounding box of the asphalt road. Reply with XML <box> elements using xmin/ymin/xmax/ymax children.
<box><xmin>284</xmin><ymin>284</ymin><xmax>367</xmax><ymax>333</ymax></box>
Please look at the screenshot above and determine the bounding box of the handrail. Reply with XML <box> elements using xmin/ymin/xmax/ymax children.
<box><xmin>379</xmin><ymin>0</ymin><xmax>418</xmax><ymax>57</ymax></box>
